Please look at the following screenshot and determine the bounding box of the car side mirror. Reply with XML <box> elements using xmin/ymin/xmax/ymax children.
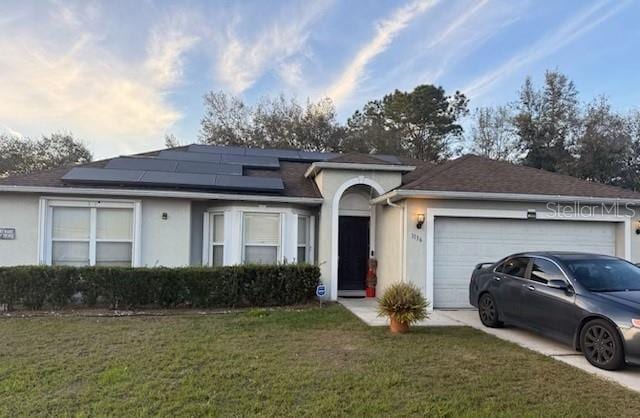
<box><xmin>547</xmin><ymin>279</ymin><xmax>568</xmax><ymax>290</ymax></box>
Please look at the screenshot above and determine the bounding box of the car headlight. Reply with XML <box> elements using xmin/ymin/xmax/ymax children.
<box><xmin>633</xmin><ymin>319</ymin><xmax>640</xmax><ymax>328</ymax></box>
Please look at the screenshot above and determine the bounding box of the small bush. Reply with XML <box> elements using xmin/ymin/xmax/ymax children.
<box><xmin>377</xmin><ymin>282</ymin><xmax>429</xmax><ymax>325</ymax></box>
<box><xmin>0</xmin><ymin>264</ymin><xmax>320</xmax><ymax>311</ymax></box>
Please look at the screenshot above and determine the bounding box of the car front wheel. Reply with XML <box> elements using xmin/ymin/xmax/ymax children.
<box><xmin>580</xmin><ymin>319</ymin><xmax>625</xmax><ymax>370</ymax></box>
<box><xmin>478</xmin><ymin>293</ymin><xmax>502</xmax><ymax>328</ymax></box>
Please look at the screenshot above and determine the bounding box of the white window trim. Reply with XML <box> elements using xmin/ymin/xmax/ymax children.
<box><xmin>203</xmin><ymin>212</ymin><xmax>225</xmax><ymax>267</ymax></box>
<box><xmin>202</xmin><ymin>204</ymin><xmax>316</xmax><ymax>266</ymax></box>
<box><xmin>241</xmin><ymin>211</ymin><xmax>283</xmax><ymax>264</ymax></box>
<box><xmin>38</xmin><ymin>197</ymin><xmax>142</xmax><ymax>267</ymax></box>
<box><xmin>296</xmin><ymin>215</ymin><xmax>315</xmax><ymax>264</ymax></box>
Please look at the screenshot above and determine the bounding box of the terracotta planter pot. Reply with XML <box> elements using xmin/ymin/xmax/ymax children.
<box><xmin>389</xmin><ymin>317</ymin><xmax>409</xmax><ymax>334</ymax></box>
<box><xmin>365</xmin><ymin>287</ymin><xmax>376</xmax><ymax>298</ymax></box>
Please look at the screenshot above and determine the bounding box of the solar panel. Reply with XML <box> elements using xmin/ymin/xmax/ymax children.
<box><xmin>175</xmin><ymin>161</ymin><xmax>242</xmax><ymax>175</ymax></box>
<box><xmin>215</xmin><ymin>175</ymin><xmax>284</xmax><ymax>191</ymax></box>
<box><xmin>63</xmin><ymin>167</ymin><xmax>143</xmax><ymax>184</ymax></box>
<box><xmin>139</xmin><ymin>171</ymin><xmax>217</xmax><ymax>188</ymax></box>
<box><xmin>188</xmin><ymin>144</ymin><xmax>247</xmax><ymax>155</ymax></box>
<box><xmin>157</xmin><ymin>150</ymin><xmax>223</xmax><ymax>163</ymax></box>
<box><xmin>219</xmin><ymin>154</ymin><xmax>280</xmax><ymax>168</ymax></box>
<box><xmin>105</xmin><ymin>158</ymin><xmax>179</xmax><ymax>172</ymax></box>
<box><xmin>188</xmin><ymin>144</ymin><xmax>335</xmax><ymax>162</ymax></box>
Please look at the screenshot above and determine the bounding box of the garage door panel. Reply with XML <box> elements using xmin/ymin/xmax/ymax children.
<box><xmin>433</xmin><ymin>218</ymin><xmax>616</xmax><ymax>308</ymax></box>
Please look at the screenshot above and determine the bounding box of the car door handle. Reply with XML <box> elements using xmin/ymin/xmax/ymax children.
<box><xmin>493</xmin><ymin>276</ymin><xmax>501</xmax><ymax>281</ymax></box>
<box><xmin>523</xmin><ymin>284</ymin><xmax>535</xmax><ymax>291</ymax></box>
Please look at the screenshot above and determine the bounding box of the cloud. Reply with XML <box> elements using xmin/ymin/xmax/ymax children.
<box><xmin>463</xmin><ymin>0</ymin><xmax>630</xmax><ymax>99</ymax></box>
<box><xmin>324</xmin><ymin>0</ymin><xmax>438</xmax><ymax>106</ymax></box>
<box><xmin>426</xmin><ymin>0</ymin><xmax>489</xmax><ymax>49</ymax></box>
<box><xmin>144</xmin><ymin>26</ymin><xmax>199</xmax><ymax>89</ymax></box>
<box><xmin>212</xmin><ymin>1</ymin><xmax>331</xmax><ymax>94</ymax></box>
<box><xmin>0</xmin><ymin>4</ymin><xmax>198</xmax><ymax>158</ymax></box>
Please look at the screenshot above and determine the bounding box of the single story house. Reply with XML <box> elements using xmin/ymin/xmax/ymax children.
<box><xmin>2</xmin><ymin>144</ymin><xmax>640</xmax><ymax>308</ymax></box>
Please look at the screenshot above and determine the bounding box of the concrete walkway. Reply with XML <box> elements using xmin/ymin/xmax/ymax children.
<box><xmin>339</xmin><ymin>297</ymin><xmax>640</xmax><ymax>393</ymax></box>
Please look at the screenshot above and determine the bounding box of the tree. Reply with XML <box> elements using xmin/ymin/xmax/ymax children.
<box><xmin>199</xmin><ymin>92</ymin><xmax>345</xmax><ymax>152</ymax></box>
<box><xmin>164</xmin><ymin>133</ymin><xmax>183</xmax><ymax>148</ymax></box>
<box><xmin>346</xmin><ymin>84</ymin><xmax>468</xmax><ymax>161</ymax></box>
<box><xmin>574</xmin><ymin>97</ymin><xmax>631</xmax><ymax>185</ymax></box>
<box><xmin>513</xmin><ymin>71</ymin><xmax>580</xmax><ymax>173</ymax></box>
<box><xmin>469</xmin><ymin>106</ymin><xmax>518</xmax><ymax>161</ymax></box>
<box><xmin>0</xmin><ymin>133</ymin><xmax>92</xmax><ymax>177</ymax></box>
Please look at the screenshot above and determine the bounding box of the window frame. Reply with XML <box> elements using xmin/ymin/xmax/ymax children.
<box><xmin>242</xmin><ymin>211</ymin><xmax>283</xmax><ymax>265</ymax></box>
<box><xmin>297</xmin><ymin>215</ymin><xmax>311</xmax><ymax>264</ymax></box>
<box><xmin>209</xmin><ymin>212</ymin><xmax>225</xmax><ymax>267</ymax></box>
<box><xmin>529</xmin><ymin>256</ymin><xmax>571</xmax><ymax>285</ymax></box>
<box><xmin>39</xmin><ymin>198</ymin><xmax>141</xmax><ymax>267</ymax></box>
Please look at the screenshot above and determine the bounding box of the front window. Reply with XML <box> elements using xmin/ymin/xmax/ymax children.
<box><xmin>48</xmin><ymin>202</ymin><xmax>135</xmax><ymax>267</ymax></box>
<box><xmin>564</xmin><ymin>258</ymin><xmax>640</xmax><ymax>292</ymax></box>
<box><xmin>210</xmin><ymin>213</ymin><xmax>224</xmax><ymax>266</ymax></box>
<box><xmin>297</xmin><ymin>216</ymin><xmax>310</xmax><ymax>263</ymax></box>
<box><xmin>243</xmin><ymin>213</ymin><xmax>280</xmax><ymax>264</ymax></box>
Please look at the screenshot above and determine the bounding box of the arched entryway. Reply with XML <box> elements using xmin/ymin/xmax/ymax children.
<box><xmin>331</xmin><ymin>177</ymin><xmax>384</xmax><ymax>298</ymax></box>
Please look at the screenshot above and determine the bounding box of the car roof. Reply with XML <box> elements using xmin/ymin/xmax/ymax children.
<box><xmin>506</xmin><ymin>251</ymin><xmax>620</xmax><ymax>262</ymax></box>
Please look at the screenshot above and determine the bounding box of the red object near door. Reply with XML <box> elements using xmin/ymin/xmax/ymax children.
<box><xmin>366</xmin><ymin>287</ymin><xmax>376</xmax><ymax>298</ymax></box>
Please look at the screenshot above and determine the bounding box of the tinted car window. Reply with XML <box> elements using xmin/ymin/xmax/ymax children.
<box><xmin>564</xmin><ymin>258</ymin><xmax>640</xmax><ymax>292</ymax></box>
<box><xmin>501</xmin><ymin>257</ymin><xmax>529</xmax><ymax>278</ymax></box>
<box><xmin>530</xmin><ymin>258</ymin><xmax>565</xmax><ymax>284</ymax></box>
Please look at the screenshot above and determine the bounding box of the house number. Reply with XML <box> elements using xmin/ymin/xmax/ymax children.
<box><xmin>0</xmin><ymin>228</ymin><xmax>16</xmax><ymax>240</ymax></box>
<box><xmin>410</xmin><ymin>232</ymin><xmax>422</xmax><ymax>243</ymax></box>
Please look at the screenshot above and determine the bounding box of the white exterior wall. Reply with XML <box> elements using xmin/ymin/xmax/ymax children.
<box><xmin>374</xmin><ymin>204</ymin><xmax>403</xmax><ymax>295</ymax></box>
<box><xmin>0</xmin><ymin>193</ymin><xmax>40</xmax><ymax>265</ymax></box>
<box><xmin>140</xmin><ymin>198</ymin><xmax>192</xmax><ymax>267</ymax></box>
<box><xmin>313</xmin><ymin>169</ymin><xmax>403</xmax><ymax>300</ymax></box>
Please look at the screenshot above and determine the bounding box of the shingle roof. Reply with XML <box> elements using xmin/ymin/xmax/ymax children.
<box><xmin>1</xmin><ymin>147</ymin><xmax>639</xmax><ymax>201</ymax></box>
<box><xmin>400</xmin><ymin>154</ymin><xmax>640</xmax><ymax>199</ymax></box>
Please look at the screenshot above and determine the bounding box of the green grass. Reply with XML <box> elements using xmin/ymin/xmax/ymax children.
<box><xmin>1</xmin><ymin>305</ymin><xmax>639</xmax><ymax>417</ymax></box>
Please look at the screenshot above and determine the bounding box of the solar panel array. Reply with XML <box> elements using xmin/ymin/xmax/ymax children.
<box><xmin>62</xmin><ymin>144</ymin><xmax>337</xmax><ymax>193</ymax></box>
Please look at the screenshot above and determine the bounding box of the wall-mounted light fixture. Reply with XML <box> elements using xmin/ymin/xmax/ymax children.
<box><xmin>636</xmin><ymin>221</ymin><xmax>640</xmax><ymax>235</ymax></box>
<box><xmin>416</xmin><ymin>213</ymin><xmax>425</xmax><ymax>229</ymax></box>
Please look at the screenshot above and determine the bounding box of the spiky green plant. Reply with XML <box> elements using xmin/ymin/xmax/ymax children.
<box><xmin>377</xmin><ymin>282</ymin><xmax>429</xmax><ymax>324</ymax></box>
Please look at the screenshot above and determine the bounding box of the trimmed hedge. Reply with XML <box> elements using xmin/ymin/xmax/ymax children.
<box><xmin>0</xmin><ymin>265</ymin><xmax>320</xmax><ymax>311</ymax></box>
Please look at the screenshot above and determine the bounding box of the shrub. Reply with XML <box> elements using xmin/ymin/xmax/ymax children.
<box><xmin>377</xmin><ymin>282</ymin><xmax>429</xmax><ymax>325</ymax></box>
<box><xmin>0</xmin><ymin>264</ymin><xmax>320</xmax><ymax>311</ymax></box>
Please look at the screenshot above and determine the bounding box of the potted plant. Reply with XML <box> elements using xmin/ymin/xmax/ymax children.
<box><xmin>377</xmin><ymin>282</ymin><xmax>429</xmax><ymax>333</ymax></box>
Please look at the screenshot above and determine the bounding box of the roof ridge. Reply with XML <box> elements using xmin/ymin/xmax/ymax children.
<box><xmin>401</xmin><ymin>155</ymin><xmax>473</xmax><ymax>189</ymax></box>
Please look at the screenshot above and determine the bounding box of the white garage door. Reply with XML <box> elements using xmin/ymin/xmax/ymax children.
<box><xmin>433</xmin><ymin>218</ymin><xmax>617</xmax><ymax>308</ymax></box>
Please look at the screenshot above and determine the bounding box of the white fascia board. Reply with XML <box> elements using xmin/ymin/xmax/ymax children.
<box><xmin>304</xmin><ymin>162</ymin><xmax>415</xmax><ymax>178</ymax></box>
<box><xmin>370</xmin><ymin>189</ymin><xmax>640</xmax><ymax>206</ymax></box>
<box><xmin>0</xmin><ymin>185</ymin><xmax>324</xmax><ymax>205</ymax></box>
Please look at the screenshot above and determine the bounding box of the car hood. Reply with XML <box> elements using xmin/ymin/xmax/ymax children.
<box><xmin>596</xmin><ymin>291</ymin><xmax>640</xmax><ymax>311</ymax></box>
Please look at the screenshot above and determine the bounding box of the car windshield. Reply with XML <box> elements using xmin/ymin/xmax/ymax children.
<box><xmin>564</xmin><ymin>258</ymin><xmax>640</xmax><ymax>292</ymax></box>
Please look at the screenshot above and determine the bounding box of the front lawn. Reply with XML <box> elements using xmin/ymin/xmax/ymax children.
<box><xmin>1</xmin><ymin>305</ymin><xmax>639</xmax><ymax>417</ymax></box>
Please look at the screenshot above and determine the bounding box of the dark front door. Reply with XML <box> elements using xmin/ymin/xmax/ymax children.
<box><xmin>338</xmin><ymin>216</ymin><xmax>370</xmax><ymax>291</ymax></box>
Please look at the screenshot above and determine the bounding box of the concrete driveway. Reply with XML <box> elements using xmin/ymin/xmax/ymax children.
<box><xmin>339</xmin><ymin>298</ymin><xmax>640</xmax><ymax>393</ymax></box>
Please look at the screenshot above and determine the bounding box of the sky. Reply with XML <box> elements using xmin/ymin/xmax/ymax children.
<box><xmin>1</xmin><ymin>0</ymin><xmax>639</xmax><ymax>159</ymax></box>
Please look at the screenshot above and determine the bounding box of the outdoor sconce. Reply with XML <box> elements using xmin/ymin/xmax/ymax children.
<box><xmin>636</xmin><ymin>221</ymin><xmax>640</xmax><ymax>235</ymax></box>
<box><xmin>416</xmin><ymin>213</ymin><xmax>425</xmax><ymax>229</ymax></box>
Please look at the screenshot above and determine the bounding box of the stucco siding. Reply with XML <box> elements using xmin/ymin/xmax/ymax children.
<box><xmin>375</xmin><ymin>204</ymin><xmax>403</xmax><ymax>295</ymax></box>
<box><xmin>140</xmin><ymin>198</ymin><xmax>191</xmax><ymax>267</ymax></box>
<box><xmin>0</xmin><ymin>193</ymin><xmax>40</xmax><ymax>266</ymax></box>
